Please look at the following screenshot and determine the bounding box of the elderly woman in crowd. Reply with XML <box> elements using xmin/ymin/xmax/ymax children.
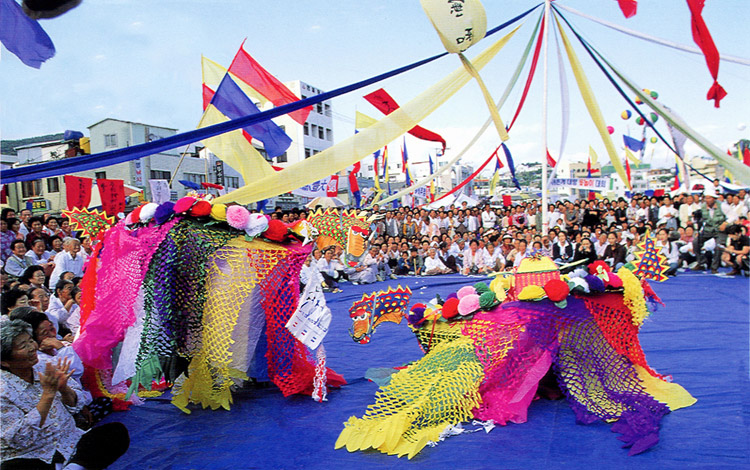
<box><xmin>1</xmin><ymin>318</ymin><xmax>129</xmax><ymax>469</ymax></box>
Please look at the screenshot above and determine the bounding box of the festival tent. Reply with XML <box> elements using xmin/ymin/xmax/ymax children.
<box><xmin>426</xmin><ymin>192</ymin><xmax>479</xmax><ymax>210</ymax></box>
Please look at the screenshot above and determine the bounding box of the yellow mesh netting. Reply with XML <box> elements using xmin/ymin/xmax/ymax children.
<box><xmin>618</xmin><ymin>267</ymin><xmax>650</xmax><ymax>326</ymax></box>
<box><xmin>335</xmin><ymin>336</ymin><xmax>484</xmax><ymax>459</ymax></box>
<box><xmin>172</xmin><ymin>238</ymin><xmax>287</xmax><ymax>413</ymax></box>
<box><xmin>409</xmin><ymin>320</ymin><xmax>464</xmax><ymax>354</ymax></box>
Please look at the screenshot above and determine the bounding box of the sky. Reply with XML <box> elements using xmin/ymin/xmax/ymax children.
<box><xmin>1</xmin><ymin>0</ymin><xmax>748</xmax><ymax>178</ymax></box>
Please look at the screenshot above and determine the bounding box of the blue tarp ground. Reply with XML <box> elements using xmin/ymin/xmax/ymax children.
<box><xmin>103</xmin><ymin>272</ymin><xmax>749</xmax><ymax>470</ymax></box>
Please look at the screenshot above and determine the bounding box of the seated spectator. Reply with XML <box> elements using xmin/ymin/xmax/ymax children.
<box><xmin>423</xmin><ymin>248</ymin><xmax>451</xmax><ymax>275</ymax></box>
<box><xmin>553</xmin><ymin>231</ymin><xmax>574</xmax><ymax>264</ymax></box>
<box><xmin>722</xmin><ymin>224</ymin><xmax>749</xmax><ymax>276</ymax></box>
<box><xmin>438</xmin><ymin>242</ymin><xmax>459</xmax><ymax>273</ymax></box>
<box><xmin>600</xmin><ymin>232</ymin><xmax>627</xmax><ymax>271</ymax></box>
<box><xmin>46</xmin><ymin>280</ymin><xmax>76</xmax><ymax>337</ymax></box>
<box><xmin>24</xmin><ymin>216</ymin><xmax>50</xmax><ymax>251</ymax></box>
<box><xmin>512</xmin><ymin>240</ymin><xmax>529</xmax><ymax>268</ymax></box>
<box><xmin>18</xmin><ymin>265</ymin><xmax>49</xmax><ymax>295</ymax></box>
<box><xmin>4</xmin><ymin>240</ymin><xmax>34</xmax><ymax>280</ymax></box>
<box><xmin>317</xmin><ymin>249</ymin><xmax>342</xmax><ymax>293</ymax></box>
<box><xmin>0</xmin><ymin>319</ymin><xmax>129</xmax><ymax>469</ymax></box>
<box><xmin>655</xmin><ymin>228</ymin><xmax>680</xmax><ymax>277</ymax></box>
<box><xmin>462</xmin><ymin>240</ymin><xmax>487</xmax><ymax>275</ymax></box>
<box><xmin>574</xmin><ymin>238</ymin><xmax>597</xmax><ymax>267</ymax></box>
<box><xmin>49</xmin><ymin>238</ymin><xmax>84</xmax><ymax>297</ymax></box>
<box><xmin>1</xmin><ymin>289</ymin><xmax>29</xmax><ymax>316</ymax></box>
<box><xmin>28</xmin><ymin>287</ymin><xmax>51</xmax><ymax>315</ymax></box>
<box><xmin>483</xmin><ymin>243</ymin><xmax>505</xmax><ymax>272</ymax></box>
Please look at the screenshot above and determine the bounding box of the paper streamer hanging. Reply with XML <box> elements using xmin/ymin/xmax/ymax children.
<box><xmin>377</xmin><ymin>14</ymin><xmax>541</xmax><ymax>206</ymax></box>
<box><xmin>421</xmin><ymin>0</ymin><xmax>509</xmax><ymax>142</ymax></box>
<box><xmin>213</xmin><ymin>27</ymin><xmax>519</xmax><ymax>205</ymax></box>
<box><xmin>552</xmin><ymin>19</ymin><xmax>570</xmax><ymax>179</ymax></box>
<box><xmin>555</xmin><ymin>15</ymin><xmax>630</xmax><ymax>189</ymax></box>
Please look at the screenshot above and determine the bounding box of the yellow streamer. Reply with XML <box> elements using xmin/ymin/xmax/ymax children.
<box><xmin>588</xmin><ymin>145</ymin><xmax>599</xmax><ymax>168</ymax></box>
<box><xmin>556</xmin><ymin>16</ymin><xmax>630</xmax><ymax>189</ymax></box>
<box><xmin>214</xmin><ymin>26</ymin><xmax>520</xmax><ymax>205</ymax></box>
<box><xmin>355</xmin><ymin>111</ymin><xmax>378</xmax><ymax>129</ymax></box>
<box><xmin>634</xmin><ymin>365</ymin><xmax>697</xmax><ymax>412</ymax></box>
<box><xmin>625</xmin><ymin>148</ymin><xmax>641</xmax><ymax>166</ymax></box>
<box><xmin>459</xmin><ymin>52</ymin><xmax>510</xmax><ymax>141</ymax></box>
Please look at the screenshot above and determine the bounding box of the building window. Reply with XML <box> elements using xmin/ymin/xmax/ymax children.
<box><xmin>95</xmin><ymin>171</ymin><xmax>107</xmax><ymax>180</ymax></box>
<box><xmin>316</xmin><ymin>103</ymin><xmax>323</xmax><ymax>114</ymax></box>
<box><xmin>324</xmin><ymin>103</ymin><xmax>330</xmax><ymax>116</ymax></box>
<box><xmin>305</xmin><ymin>148</ymin><xmax>312</xmax><ymax>159</ymax></box>
<box><xmin>150</xmin><ymin>170</ymin><xmax>171</xmax><ymax>181</ymax></box>
<box><xmin>310</xmin><ymin>124</ymin><xmax>317</xmax><ymax>136</ymax></box>
<box><xmin>47</xmin><ymin>178</ymin><xmax>60</xmax><ymax>193</ymax></box>
<box><xmin>225</xmin><ymin>176</ymin><xmax>239</xmax><ymax>188</ymax></box>
<box><xmin>318</xmin><ymin>127</ymin><xmax>324</xmax><ymax>139</ymax></box>
<box><xmin>304</xmin><ymin>123</ymin><xmax>309</xmax><ymax>135</ymax></box>
<box><xmin>21</xmin><ymin>180</ymin><xmax>42</xmax><ymax>198</ymax></box>
<box><xmin>325</xmin><ymin>128</ymin><xmax>332</xmax><ymax>141</ymax></box>
<box><xmin>184</xmin><ymin>173</ymin><xmax>206</xmax><ymax>184</ymax></box>
<box><xmin>104</xmin><ymin>134</ymin><xmax>118</xmax><ymax>148</ymax></box>
<box><xmin>276</xmin><ymin>152</ymin><xmax>287</xmax><ymax>163</ymax></box>
<box><xmin>367</xmin><ymin>165</ymin><xmax>373</xmax><ymax>171</ymax></box>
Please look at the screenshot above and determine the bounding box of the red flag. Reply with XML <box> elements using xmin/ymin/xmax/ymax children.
<box><xmin>743</xmin><ymin>148</ymin><xmax>750</xmax><ymax>167</ymax></box>
<box><xmin>502</xmin><ymin>195</ymin><xmax>512</xmax><ymax>207</ymax></box>
<box><xmin>588</xmin><ymin>191</ymin><xmax>596</xmax><ymax>201</ymax></box>
<box><xmin>363</xmin><ymin>88</ymin><xmax>446</xmax><ymax>151</ymax></box>
<box><xmin>0</xmin><ymin>185</ymin><xmax>6</xmax><ymax>205</ymax></box>
<box><xmin>616</xmin><ymin>0</ymin><xmax>638</xmax><ymax>18</ymax></box>
<box><xmin>686</xmin><ymin>0</ymin><xmax>726</xmax><ymax>107</ymax></box>
<box><xmin>65</xmin><ymin>175</ymin><xmax>92</xmax><ymax>209</ymax></box>
<box><xmin>228</xmin><ymin>42</ymin><xmax>312</xmax><ymax>125</ymax></box>
<box><xmin>654</xmin><ymin>189</ymin><xmax>665</xmax><ymax>197</ymax></box>
<box><xmin>546</xmin><ymin>149</ymin><xmax>556</xmax><ymax>167</ymax></box>
<box><xmin>349</xmin><ymin>162</ymin><xmax>360</xmax><ymax>193</ymax></box>
<box><xmin>508</xmin><ymin>14</ymin><xmax>545</xmax><ymax>131</ymax></box>
<box><xmin>96</xmin><ymin>179</ymin><xmax>125</xmax><ymax>216</ymax></box>
<box><xmin>671</xmin><ymin>174</ymin><xmax>680</xmax><ymax>191</ymax></box>
<box><xmin>625</xmin><ymin>158</ymin><xmax>632</xmax><ymax>187</ymax></box>
<box><xmin>202</xmin><ymin>84</ymin><xmax>215</xmax><ymax>111</ymax></box>
<box><xmin>326</xmin><ymin>175</ymin><xmax>339</xmax><ymax>197</ymax></box>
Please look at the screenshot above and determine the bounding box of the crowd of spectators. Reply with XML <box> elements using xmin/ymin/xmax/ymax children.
<box><xmin>1</xmin><ymin>186</ymin><xmax>749</xmax><ymax>467</ymax></box>
<box><xmin>301</xmin><ymin>187</ymin><xmax>750</xmax><ymax>293</ymax></box>
<box><xmin>1</xmin><ymin>207</ymin><xmax>128</xmax><ymax>469</ymax></box>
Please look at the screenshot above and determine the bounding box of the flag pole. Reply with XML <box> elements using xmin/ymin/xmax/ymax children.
<box><xmin>541</xmin><ymin>0</ymin><xmax>551</xmax><ymax>235</ymax></box>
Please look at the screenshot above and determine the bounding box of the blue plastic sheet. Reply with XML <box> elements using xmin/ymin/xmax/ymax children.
<box><xmin>103</xmin><ymin>272</ymin><xmax>749</xmax><ymax>469</ymax></box>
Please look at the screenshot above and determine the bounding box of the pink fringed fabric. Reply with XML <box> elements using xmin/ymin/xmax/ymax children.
<box><xmin>74</xmin><ymin>219</ymin><xmax>180</xmax><ymax>368</ymax></box>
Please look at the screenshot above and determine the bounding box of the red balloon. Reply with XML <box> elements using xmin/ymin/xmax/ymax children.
<box><xmin>607</xmin><ymin>126</ymin><xmax>614</xmax><ymax>135</ymax></box>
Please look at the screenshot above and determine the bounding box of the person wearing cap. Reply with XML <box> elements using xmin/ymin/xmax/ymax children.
<box><xmin>691</xmin><ymin>187</ymin><xmax>727</xmax><ymax>274</ymax></box>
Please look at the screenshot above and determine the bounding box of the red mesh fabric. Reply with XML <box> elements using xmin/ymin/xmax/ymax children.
<box><xmin>260</xmin><ymin>243</ymin><xmax>345</xmax><ymax>396</ymax></box>
<box><xmin>580</xmin><ymin>294</ymin><xmax>662</xmax><ymax>379</ymax></box>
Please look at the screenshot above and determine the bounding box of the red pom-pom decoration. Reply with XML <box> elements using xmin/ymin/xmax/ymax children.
<box><xmin>588</xmin><ymin>260</ymin><xmax>611</xmax><ymax>275</ymax></box>
<box><xmin>263</xmin><ymin>219</ymin><xmax>289</xmax><ymax>242</ymax></box>
<box><xmin>189</xmin><ymin>200</ymin><xmax>212</xmax><ymax>217</ymax></box>
<box><xmin>441</xmin><ymin>297</ymin><xmax>460</xmax><ymax>319</ymax></box>
<box><xmin>544</xmin><ymin>279</ymin><xmax>570</xmax><ymax>302</ymax></box>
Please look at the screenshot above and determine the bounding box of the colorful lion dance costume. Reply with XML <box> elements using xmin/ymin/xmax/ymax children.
<box><xmin>73</xmin><ymin>197</ymin><xmax>369</xmax><ymax>413</ymax></box>
<box><xmin>336</xmin><ymin>255</ymin><xmax>695</xmax><ymax>458</ymax></box>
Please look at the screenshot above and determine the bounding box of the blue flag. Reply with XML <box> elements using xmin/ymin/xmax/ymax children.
<box><xmin>623</xmin><ymin>135</ymin><xmax>645</xmax><ymax>152</ymax></box>
<box><xmin>0</xmin><ymin>0</ymin><xmax>55</xmax><ymax>68</ymax></box>
<box><xmin>210</xmin><ymin>75</ymin><xmax>291</xmax><ymax>158</ymax></box>
<box><xmin>501</xmin><ymin>143</ymin><xmax>521</xmax><ymax>190</ymax></box>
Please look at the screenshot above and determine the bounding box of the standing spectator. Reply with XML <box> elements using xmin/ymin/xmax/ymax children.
<box><xmin>581</xmin><ymin>200</ymin><xmax>600</xmax><ymax>229</ymax></box>
<box><xmin>658</xmin><ymin>197</ymin><xmax>678</xmax><ymax>230</ymax></box>
<box><xmin>481</xmin><ymin>205</ymin><xmax>497</xmax><ymax>230</ymax></box>
<box><xmin>679</xmin><ymin>195</ymin><xmax>699</xmax><ymax>228</ymax></box>
<box><xmin>16</xmin><ymin>209</ymin><xmax>32</xmax><ymax>237</ymax></box>
<box><xmin>384</xmin><ymin>212</ymin><xmax>400</xmax><ymax>238</ymax></box>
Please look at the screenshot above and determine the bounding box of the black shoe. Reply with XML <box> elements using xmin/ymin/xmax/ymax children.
<box><xmin>711</xmin><ymin>268</ymin><xmax>719</xmax><ymax>274</ymax></box>
<box><xmin>690</xmin><ymin>265</ymin><xmax>704</xmax><ymax>271</ymax></box>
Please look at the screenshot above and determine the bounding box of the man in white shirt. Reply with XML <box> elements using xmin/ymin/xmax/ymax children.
<box><xmin>17</xmin><ymin>209</ymin><xmax>32</xmax><ymax>237</ymax></box>
<box><xmin>593</xmin><ymin>233</ymin><xmax>609</xmax><ymax>258</ymax></box>
<box><xmin>481</xmin><ymin>206</ymin><xmax>497</xmax><ymax>229</ymax></box>
<box><xmin>678</xmin><ymin>195</ymin><xmax>700</xmax><ymax>228</ymax></box>
<box><xmin>424</xmin><ymin>248</ymin><xmax>450</xmax><ymax>275</ymax></box>
<box><xmin>49</xmin><ymin>238</ymin><xmax>84</xmax><ymax>288</ymax></box>
<box><xmin>658</xmin><ymin>197</ymin><xmax>678</xmax><ymax>229</ymax></box>
<box><xmin>467</xmin><ymin>209</ymin><xmax>480</xmax><ymax>233</ymax></box>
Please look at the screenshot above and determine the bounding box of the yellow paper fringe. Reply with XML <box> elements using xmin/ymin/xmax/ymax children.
<box><xmin>634</xmin><ymin>365</ymin><xmax>697</xmax><ymax>412</ymax></box>
<box><xmin>618</xmin><ymin>267</ymin><xmax>649</xmax><ymax>327</ymax></box>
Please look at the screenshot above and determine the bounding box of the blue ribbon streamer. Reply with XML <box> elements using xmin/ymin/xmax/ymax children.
<box><xmin>3</xmin><ymin>4</ymin><xmax>542</xmax><ymax>185</ymax></box>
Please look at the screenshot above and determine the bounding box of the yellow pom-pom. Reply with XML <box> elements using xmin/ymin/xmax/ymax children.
<box><xmin>210</xmin><ymin>203</ymin><xmax>227</xmax><ymax>221</ymax></box>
